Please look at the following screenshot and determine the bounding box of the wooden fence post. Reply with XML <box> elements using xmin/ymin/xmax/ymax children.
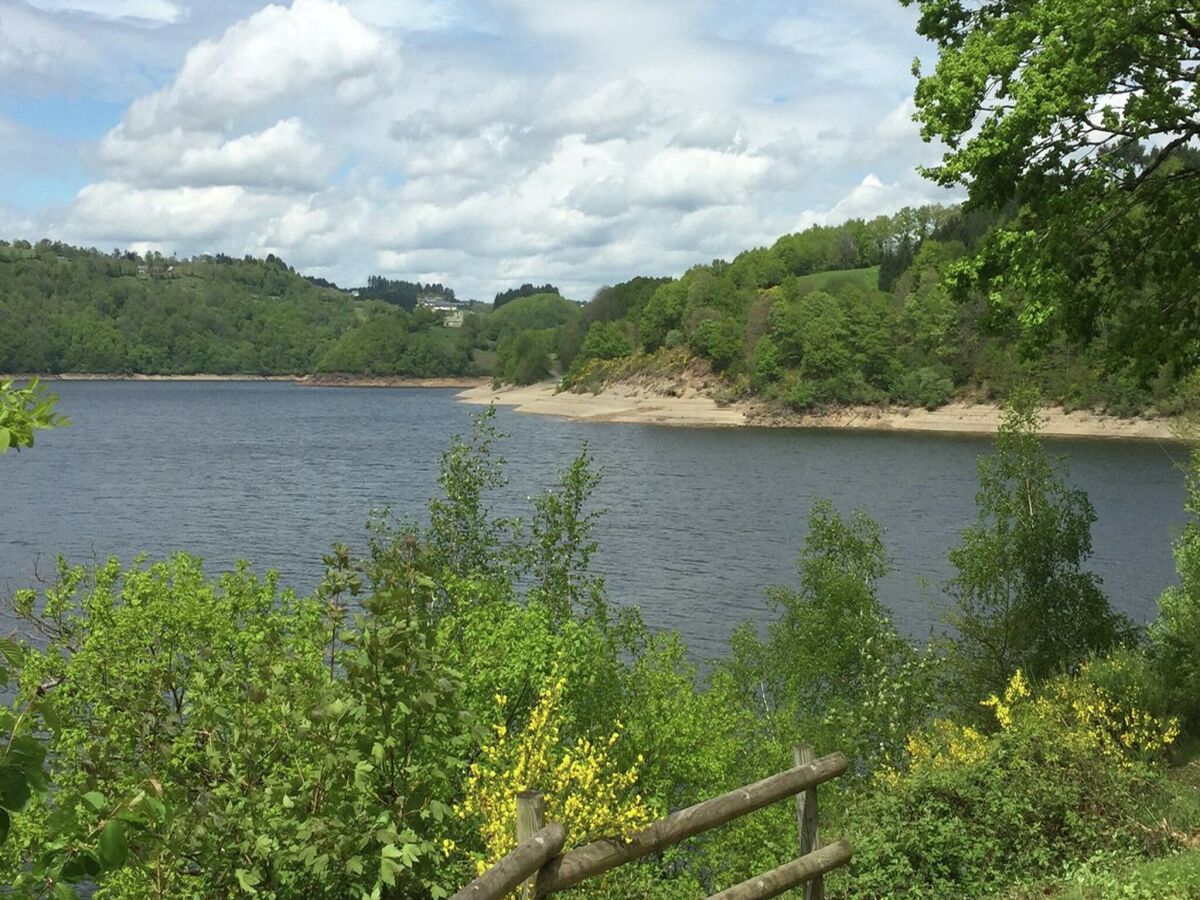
<box><xmin>793</xmin><ymin>745</ymin><xmax>823</xmax><ymax>900</ymax></box>
<box><xmin>516</xmin><ymin>791</ymin><xmax>546</xmax><ymax>900</ymax></box>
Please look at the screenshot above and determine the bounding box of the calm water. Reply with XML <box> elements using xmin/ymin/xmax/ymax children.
<box><xmin>0</xmin><ymin>381</ymin><xmax>1190</xmax><ymax>658</ymax></box>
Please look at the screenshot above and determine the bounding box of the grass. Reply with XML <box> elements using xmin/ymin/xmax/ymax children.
<box><xmin>794</xmin><ymin>265</ymin><xmax>881</xmax><ymax>296</ymax></box>
<box><xmin>1010</xmin><ymin>757</ymin><xmax>1200</xmax><ymax>899</ymax></box>
<box><xmin>1045</xmin><ymin>850</ymin><xmax>1200</xmax><ymax>898</ymax></box>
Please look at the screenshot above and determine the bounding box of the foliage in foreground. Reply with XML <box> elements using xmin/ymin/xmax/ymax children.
<box><xmin>0</xmin><ymin>379</ymin><xmax>67</xmax><ymax>453</ymax></box>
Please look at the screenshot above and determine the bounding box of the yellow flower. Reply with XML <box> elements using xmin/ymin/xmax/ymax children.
<box><xmin>459</xmin><ymin>668</ymin><xmax>652</xmax><ymax>872</ymax></box>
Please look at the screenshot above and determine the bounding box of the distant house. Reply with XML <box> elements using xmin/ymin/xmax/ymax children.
<box><xmin>415</xmin><ymin>294</ymin><xmax>466</xmax><ymax>326</ymax></box>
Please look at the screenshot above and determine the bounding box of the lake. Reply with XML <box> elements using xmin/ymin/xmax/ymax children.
<box><xmin>0</xmin><ymin>381</ymin><xmax>1190</xmax><ymax>658</ymax></box>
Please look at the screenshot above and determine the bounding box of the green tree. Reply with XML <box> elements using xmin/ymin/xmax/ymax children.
<box><xmin>1150</xmin><ymin>449</ymin><xmax>1200</xmax><ymax>732</ymax></box>
<box><xmin>945</xmin><ymin>389</ymin><xmax>1132</xmax><ymax>704</ymax></box>
<box><xmin>577</xmin><ymin>321</ymin><xmax>632</xmax><ymax>363</ymax></box>
<box><xmin>727</xmin><ymin>501</ymin><xmax>937</xmax><ymax>774</ymax></box>
<box><xmin>905</xmin><ymin>0</ymin><xmax>1200</xmax><ymax>344</ymax></box>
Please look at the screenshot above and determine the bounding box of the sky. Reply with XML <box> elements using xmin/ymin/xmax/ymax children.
<box><xmin>0</xmin><ymin>0</ymin><xmax>957</xmax><ymax>299</ymax></box>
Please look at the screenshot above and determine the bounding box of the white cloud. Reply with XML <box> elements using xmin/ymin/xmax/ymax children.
<box><xmin>120</xmin><ymin>0</ymin><xmax>400</xmax><ymax>136</ymax></box>
<box><xmin>94</xmin><ymin>118</ymin><xmax>333</xmax><ymax>190</ymax></box>
<box><xmin>23</xmin><ymin>0</ymin><xmax>956</xmax><ymax>300</ymax></box>
<box><xmin>68</xmin><ymin>181</ymin><xmax>283</xmax><ymax>243</ymax></box>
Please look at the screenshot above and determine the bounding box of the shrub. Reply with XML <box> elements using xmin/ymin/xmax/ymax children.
<box><xmin>1150</xmin><ymin>449</ymin><xmax>1200</xmax><ymax>734</ymax></box>
<box><xmin>690</xmin><ymin>317</ymin><xmax>744</xmax><ymax>371</ymax></box>
<box><xmin>891</xmin><ymin>366</ymin><xmax>955</xmax><ymax>409</ymax></box>
<box><xmin>578</xmin><ymin>321</ymin><xmax>632</xmax><ymax>363</ymax></box>
<box><xmin>845</xmin><ymin>670</ymin><xmax>1179</xmax><ymax>898</ymax></box>
<box><xmin>750</xmin><ymin>335</ymin><xmax>782</xmax><ymax>390</ymax></box>
<box><xmin>457</xmin><ymin>671</ymin><xmax>651</xmax><ymax>874</ymax></box>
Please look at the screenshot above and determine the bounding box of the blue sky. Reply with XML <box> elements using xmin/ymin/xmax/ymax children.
<box><xmin>0</xmin><ymin>0</ymin><xmax>955</xmax><ymax>297</ymax></box>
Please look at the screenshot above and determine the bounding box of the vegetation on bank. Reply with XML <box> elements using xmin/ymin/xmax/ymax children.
<box><xmin>1</xmin><ymin>383</ymin><xmax>1199</xmax><ymax>898</ymax></box>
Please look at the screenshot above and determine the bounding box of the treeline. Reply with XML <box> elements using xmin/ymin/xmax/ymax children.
<box><xmin>497</xmin><ymin>196</ymin><xmax>1197</xmax><ymax>416</ymax></box>
<box><xmin>0</xmin><ymin>240</ymin><xmax>563</xmax><ymax>379</ymax></box>
<box><xmin>493</xmin><ymin>282</ymin><xmax>560</xmax><ymax>308</ymax></box>
<box><xmin>355</xmin><ymin>275</ymin><xmax>456</xmax><ymax>311</ymax></box>
<box><xmin>2</xmin><ymin>400</ymin><xmax>1197</xmax><ymax>895</ymax></box>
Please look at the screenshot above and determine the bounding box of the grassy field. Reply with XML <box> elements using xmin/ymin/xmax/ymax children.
<box><xmin>794</xmin><ymin>265</ymin><xmax>881</xmax><ymax>295</ymax></box>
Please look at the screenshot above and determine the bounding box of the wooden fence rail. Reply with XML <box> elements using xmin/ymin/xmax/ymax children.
<box><xmin>451</xmin><ymin>746</ymin><xmax>849</xmax><ymax>900</ymax></box>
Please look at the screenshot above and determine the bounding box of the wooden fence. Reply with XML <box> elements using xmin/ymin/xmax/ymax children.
<box><xmin>451</xmin><ymin>745</ymin><xmax>850</xmax><ymax>900</ymax></box>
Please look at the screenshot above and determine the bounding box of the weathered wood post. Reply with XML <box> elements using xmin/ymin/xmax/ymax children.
<box><xmin>793</xmin><ymin>745</ymin><xmax>823</xmax><ymax>900</ymax></box>
<box><xmin>516</xmin><ymin>791</ymin><xmax>546</xmax><ymax>899</ymax></box>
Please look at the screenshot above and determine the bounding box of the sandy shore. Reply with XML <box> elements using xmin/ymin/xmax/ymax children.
<box><xmin>458</xmin><ymin>381</ymin><xmax>1186</xmax><ymax>440</ymax></box>
<box><xmin>458</xmin><ymin>381</ymin><xmax>748</xmax><ymax>427</ymax></box>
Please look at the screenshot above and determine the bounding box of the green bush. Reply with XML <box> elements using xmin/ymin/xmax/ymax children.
<box><xmin>891</xmin><ymin>366</ymin><xmax>955</xmax><ymax>409</ymax></box>
<box><xmin>843</xmin><ymin>669</ymin><xmax>1180</xmax><ymax>899</ymax></box>
<box><xmin>1150</xmin><ymin>450</ymin><xmax>1200</xmax><ymax>734</ymax></box>
<box><xmin>577</xmin><ymin>321</ymin><xmax>632</xmax><ymax>362</ymax></box>
<box><xmin>689</xmin><ymin>317</ymin><xmax>744</xmax><ymax>371</ymax></box>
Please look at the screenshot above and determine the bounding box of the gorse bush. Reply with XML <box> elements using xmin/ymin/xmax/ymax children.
<box><xmin>845</xmin><ymin>669</ymin><xmax>1180</xmax><ymax>899</ymax></box>
<box><xmin>457</xmin><ymin>671</ymin><xmax>651</xmax><ymax>874</ymax></box>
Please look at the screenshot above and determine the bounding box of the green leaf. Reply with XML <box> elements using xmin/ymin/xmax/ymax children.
<box><xmin>235</xmin><ymin>867</ymin><xmax>261</xmax><ymax>894</ymax></box>
<box><xmin>82</xmin><ymin>791</ymin><xmax>107</xmax><ymax>813</ymax></box>
<box><xmin>0</xmin><ymin>766</ymin><xmax>31</xmax><ymax>812</ymax></box>
<box><xmin>0</xmin><ymin>427</ymin><xmax>10</xmax><ymax>453</ymax></box>
<box><xmin>0</xmin><ymin>807</ymin><xmax>9</xmax><ymax>845</ymax></box>
<box><xmin>98</xmin><ymin>820</ymin><xmax>129</xmax><ymax>869</ymax></box>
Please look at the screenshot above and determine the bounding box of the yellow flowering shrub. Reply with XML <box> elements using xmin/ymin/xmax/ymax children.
<box><xmin>889</xmin><ymin>667</ymin><xmax>1178</xmax><ymax>786</ymax></box>
<box><xmin>854</xmin><ymin>667</ymin><xmax>1182</xmax><ymax>896</ymax></box>
<box><xmin>457</xmin><ymin>673</ymin><xmax>652</xmax><ymax>875</ymax></box>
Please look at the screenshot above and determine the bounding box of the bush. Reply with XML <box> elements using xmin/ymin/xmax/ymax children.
<box><xmin>844</xmin><ymin>670</ymin><xmax>1179</xmax><ymax>898</ymax></box>
<box><xmin>750</xmin><ymin>336</ymin><xmax>781</xmax><ymax>390</ymax></box>
<box><xmin>578</xmin><ymin>320</ymin><xmax>633</xmax><ymax>363</ymax></box>
<box><xmin>1150</xmin><ymin>450</ymin><xmax>1200</xmax><ymax>734</ymax></box>
<box><xmin>689</xmin><ymin>317</ymin><xmax>744</xmax><ymax>371</ymax></box>
<box><xmin>891</xmin><ymin>366</ymin><xmax>955</xmax><ymax>409</ymax></box>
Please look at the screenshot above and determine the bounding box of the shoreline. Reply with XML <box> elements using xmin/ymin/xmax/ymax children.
<box><xmin>2</xmin><ymin>373</ymin><xmax>489</xmax><ymax>389</ymax></box>
<box><xmin>5</xmin><ymin>373</ymin><xmax>1186</xmax><ymax>440</ymax></box>
<box><xmin>457</xmin><ymin>381</ymin><xmax>1188</xmax><ymax>441</ymax></box>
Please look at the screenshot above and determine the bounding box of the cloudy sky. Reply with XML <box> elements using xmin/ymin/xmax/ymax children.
<box><xmin>0</xmin><ymin>0</ymin><xmax>955</xmax><ymax>299</ymax></box>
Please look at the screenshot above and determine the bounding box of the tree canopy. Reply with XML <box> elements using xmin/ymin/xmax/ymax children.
<box><xmin>905</xmin><ymin>0</ymin><xmax>1200</xmax><ymax>351</ymax></box>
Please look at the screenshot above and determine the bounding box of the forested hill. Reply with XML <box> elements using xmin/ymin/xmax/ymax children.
<box><xmin>0</xmin><ymin>241</ymin><xmax>578</xmax><ymax>378</ymax></box>
<box><xmin>5</xmin><ymin>186</ymin><xmax>1198</xmax><ymax>416</ymax></box>
<box><xmin>539</xmin><ymin>196</ymin><xmax>1200</xmax><ymax>418</ymax></box>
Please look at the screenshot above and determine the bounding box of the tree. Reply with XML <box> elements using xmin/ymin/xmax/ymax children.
<box><xmin>726</xmin><ymin>501</ymin><xmax>936</xmax><ymax>773</ymax></box>
<box><xmin>905</xmin><ymin>0</ymin><xmax>1200</xmax><ymax>346</ymax></box>
<box><xmin>945</xmin><ymin>389</ymin><xmax>1132</xmax><ymax>704</ymax></box>
<box><xmin>0</xmin><ymin>379</ymin><xmax>67</xmax><ymax>452</ymax></box>
<box><xmin>1150</xmin><ymin>449</ymin><xmax>1200</xmax><ymax>732</ymax></box>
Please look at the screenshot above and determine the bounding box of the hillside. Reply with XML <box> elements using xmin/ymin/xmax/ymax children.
<box><xmin>539</xmin><ymin>208</ymin><xmax>1199</xmax><ymax>419</ymax></box>
<box><xmin>6</xmin><ymin>204</ymin><xmax>1199</xmax><ymax>418</ymax></box>
<box><xmin>1</xmin><ymin>241</ymin><xmax>503</xmax><ymax>379</ymax></box>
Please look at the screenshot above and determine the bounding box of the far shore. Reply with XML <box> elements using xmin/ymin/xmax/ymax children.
<box><xmin>457</xmin><ymin>381</ymin><xmax>1188</xmax><ymax>441</ymax></box>
<box><xmin>2</xmin><ymin>373</ymin><xmax>489</xmax><ymax>389</ymax></box>
<box><xmin>6</xmin><ymin>372</ymin><xmax>1186</xmax><ymax>440</ymax></box>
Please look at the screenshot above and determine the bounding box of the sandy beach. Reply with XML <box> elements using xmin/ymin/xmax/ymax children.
<box><xmin>458</xmin><ymin>381</ymin><xmax>1186</xmax><ymax>440</ymax></box>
